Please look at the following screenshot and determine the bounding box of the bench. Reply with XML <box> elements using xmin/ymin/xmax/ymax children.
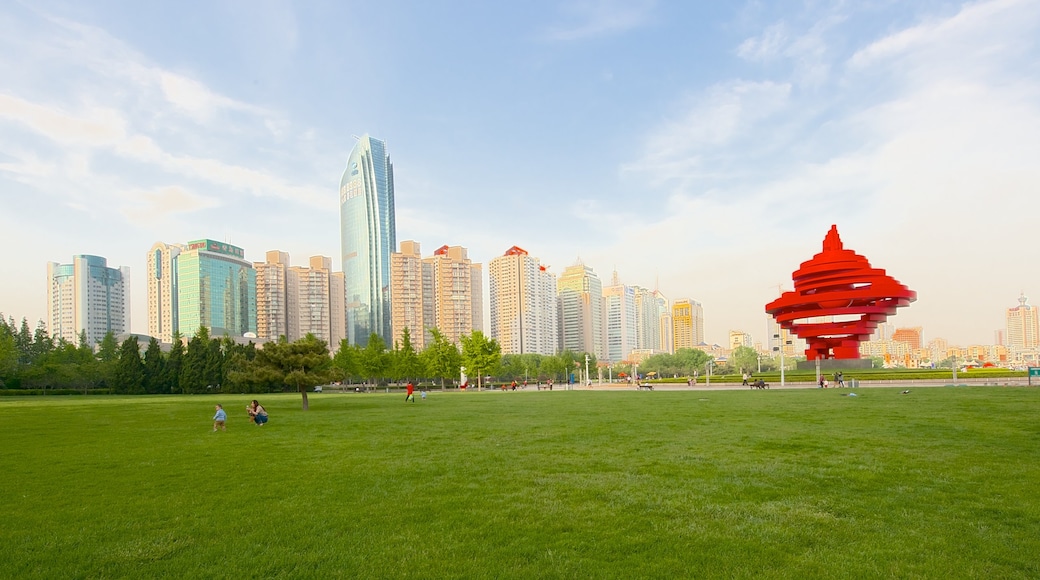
<box><xmin>637</xmin><ymin>383</ymin><xmax>654</xmax><ymax>391</ymax></box>
<box><xmin>750</xmin><ymin>379</ymin><xmax>769</xmax><ymax>389</ymax></box>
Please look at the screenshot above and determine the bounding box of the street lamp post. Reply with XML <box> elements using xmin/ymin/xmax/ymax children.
<box><xmin>585</xmin><ymin>354</ymin><xmax>591</xmax><ymax>388</ymax></box>
<box><xmin>773</xmin><ymin>333</ymin><xmax>786</xmax><ymax>388</ymax></box>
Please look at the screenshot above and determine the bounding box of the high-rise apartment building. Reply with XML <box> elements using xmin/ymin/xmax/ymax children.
<box><xmin>556</xmin><ymin>261</ymin><xmax>605</xmax><ymax>359</ymax></box>
<box><xmin>488</xmin><ymin>246</ymin><xmax>557</xmax><ymax>355</ymax></box>
<box><xmin>148</xmin><ymin>239</ymin><xmax>256</xmax><ymax>340</ymax></box>
<box><xmin>391</xmin><ymin>242</ymin><xmax>484</xmax><ymax>350</ymax></box>
<box><xmin>390</xmin><ymin>241</ymin><xmax>427</xmax><ymax>350</ymax></box>
<box><xmin>47</xmin><ymin>255</ymin><xmax>130</xmax><ymax>346</ymax></box>
<box><xmin>656</xmin><ymin>291</ymin><xmax>673</xmax><ymax>354</ymax></box>
<box><xmin>633</xmin><ymin>286</ymin><xmax>663</xmax><ymax>353</ymax></box>
<box><xmin>892</xmin><ymin>327</ymin><xmax>923</xmax><ymax>351</ymax></box>
<box><xmin>424</xmin><ymin>245</ymin><xmax>483</xmax><ymax>345</ymax></box>
<box><xmin>672</xmin><ymin>298</ymin><xmax>704</xmax><ymax>350</ymax></box>
<box><xmin>340</xmin><ymin>134</ymin><xmax>396</xmax><ymax>347</ymax></box>
<box><xmin>729</xmin><ymin>330</ymin><xmax>752</xmax><ymax>350</ymax></box>
<box><xmin>255</xmin><ymin>251</ymin><xmax>291</xmax><ymax>341</ymax></box>
<box><xmin>603</xmin><ymin>271</ymin><xmax>637</xmax><ymax>363</ymax></box>
<box><xmin>255</xmin><ymin>252</ymin><xmax>345</xmax><ymax>349</ymax></box>
<box><xmin>1006</xmin><ymin>293</ymin><xmax>1039</xmax><ymax>353</ymax></box>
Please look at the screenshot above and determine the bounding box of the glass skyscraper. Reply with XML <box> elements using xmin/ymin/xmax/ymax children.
<box><xmin>340</xmin><ymin>135</ymin><xmax>396</xmax><ymax>346</ymax></box>
<box><xmin>147</xmin><ymin>239</ymin><xmax>256</xmax><ymax>341</ymax></box>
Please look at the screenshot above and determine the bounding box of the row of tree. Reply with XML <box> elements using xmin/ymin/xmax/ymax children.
<box><xmin>1</xmin><ymin>315</ymin><xmax>601</xmax><ymax>407</ymax></box>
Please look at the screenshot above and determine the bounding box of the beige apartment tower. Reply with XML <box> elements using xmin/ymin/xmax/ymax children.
<box><xmin>390</xmin><ymin>241</ymin><xmax>428</xmax><ymax>350</ymax></box>
<box><xmin>254</xmin><ymin>252</ymin><xmax>345</xmax><ymax>349</ymax></box>
<box><xmin>390</xmin><ymin>241</ymin><xmax>484</xmax><ymax>350</ymax></box>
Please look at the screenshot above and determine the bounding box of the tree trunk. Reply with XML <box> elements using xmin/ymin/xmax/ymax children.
<box><xmin>300</xmin><ymin>386</ymin><xmax>309</xmax><ymax>411</ymax></box>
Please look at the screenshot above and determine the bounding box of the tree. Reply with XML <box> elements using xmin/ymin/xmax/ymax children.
<box><xmin>460</xmin><ymin>331</ymin><xmax>501</xmax><ymax>389</ymax></box>
<box><xmin>113</xmin><ymin>336</ymin><xmax>144</xmax><ymax>394</ymax></box>
<box><xmin>730</xmin><ymin>346</ymin><xmax>759</xmax><ymax>375</ymax></box>
<box><xmin>394</xmin><ymin>327</ymin><xmax>423</xmax><ymax>382</ymax></box>
<box><xmin>165</xmin><ymin>332</ymin><xmax>185</xmax><ymax>394</ymax></box>
<box><xmin>331</xmin><ymin>339</ymin><xmax>361</xmax><ymax>383</ymax></box>
<box><xmin>0</xmin><ymin>315</ymin><xmax>18</xmax><ymax>386</ymax></box>
<box><xmin>420</xmin><ymin>327</ymin><xmax>461</xmax><ymax>389</ymax></box>
<box><xmin>359</xmin><ymin>333</ymin><xmax>390</xmax><ymax>386</ymax></box>
<box><xmin>95</xmin><ymin>331</ymin><xmax>120</xmax><ymax>389</ymax></box>
<box><xmin>241</xmin><ymin>335</ymin><xmax>332</xmax><ymax>410</ymax></box>
<box><xmin>181</xmin><ymin>327</ymin><xmax>211</xmax><ymax>394</ymax></box>
<box><xmin>96</xmin><ymin>332</ymin><xmax>119</xmax><ymax>363</ymax></box>
<box><xmin>142</xmin><ymin>337</ymin><xmax>166</xmax><ymax>394</ymax></box>
<box><xmin>283</xmin><ymin>334</ymin><xmax>332</xmax><ymax>410</ymax></box>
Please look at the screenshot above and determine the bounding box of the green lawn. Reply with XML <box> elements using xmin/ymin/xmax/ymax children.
<box><xmin>2</xmin><ymin>387</ymin><xmax>1039</xmax><ymax>578</ymax></box>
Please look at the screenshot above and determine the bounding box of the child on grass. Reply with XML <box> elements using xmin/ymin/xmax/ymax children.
<box><xmin>213</xmin><ymin>404</ymin><xmax>227</xmax><ymax>431</ymax></box>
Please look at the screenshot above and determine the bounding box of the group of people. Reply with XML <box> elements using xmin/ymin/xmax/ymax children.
<box><xmin>404</xmin><ymin>382</ymin><xmax>427</xmax><ymax>402</ymax></box>
<box><xmin>211</xmin><ymin>400</ymin><xmax>268</xmax><ymax>431</ymax></box>
<box><xmin>818</xmin><ymin>372</ymin><xmax>847</xmax><ymax>388</ymax></box>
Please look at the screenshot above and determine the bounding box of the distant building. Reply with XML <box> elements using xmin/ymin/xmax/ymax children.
<box><xmin>148</xmin><ymin>239</ymin><xmax>256</xmax><ymax>340</ymax></box>
<box><xmin>672</xmin><ymin>298</ymin><xmax>704</xmax><ymax>350</ymax></box>
<box><xmin>892</xmin><ymin>327</ymin><xmax>923</xmax><ymax>351</ymax></box>
<box><xmin>255</xmin><ymin>252</ymin><xmax>345</xmax><ymax>349</ymax></box>
<box><xmin>424</xmin><ymin>245</ymin><xmax>483</xmax><ymax>346</ymax></box>
<box><xmin>556</xmin><ymin>261</ymin><xmax>605</xmax><ymax>359</ymax></box>
<box><xmin>603</xmin><ymin>271</ymin><xmax>637</xmax><ymax>363</ymax></box>
<box><xmin>633</xmin><ymin>286</ymin><xmax>662</xmax><ymax>353</ymax></box>
<box><xmin>47</xmin><ymin>255</ymin><xmax>130</xmax><ymax>346</ymax></box>
<box><xmin>656</xmin><ymin>291</ymin><xmax>673</xmax><ymax>354</ymax></box>
<box><xmin>729</xmin><ymin>330</ymin><xmax>752</xmax><ymax>350</ymax></box>
<box><xmin>340</xmin><ymin>134</ymin><xmax>396</xmax><ymax>347</ymax></box>
<box><xmin>488</xmin><ymin>246</ymin><xmax>557</xmax><ymax>355</ymax></box>
<box><xmin>390</xmin><ymin>241</ymin><xmax>484</xmax><ymax>350</ymax></box>
<box><xmin>390</xmin><ymin>241</ymin><xmax>427</xmax><ymax>350</ymax></box>
<box><xmin>1006</xmin><ymin>294</ymin><xmax>1039</xmax><ymax>351</ymax></box>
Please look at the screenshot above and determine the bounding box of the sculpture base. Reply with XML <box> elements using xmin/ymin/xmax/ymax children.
<box><xmin>796</xmin><ymin>358</ymin><xmax>874</xmax><ymax>371</ymax></box>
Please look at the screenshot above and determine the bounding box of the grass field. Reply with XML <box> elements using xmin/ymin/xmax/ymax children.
<box><xmin>2</xmin><ymin>386</ymin><xmax>1039</xmax><ymax>578</ymax></box>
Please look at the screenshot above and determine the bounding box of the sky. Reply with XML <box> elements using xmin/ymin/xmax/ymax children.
<box><xmin>1</xmin><ymin>0</ymin><xmax>1038</xmax><ymax>347</ymax></box>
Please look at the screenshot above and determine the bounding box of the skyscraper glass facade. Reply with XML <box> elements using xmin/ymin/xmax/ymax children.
<box><xmin>340</xmin><ymin>135</ymin><xmax>396</xmax><ymax>346</ymax></box>
<box><xmin>176</xmin><ymin>240</ymin><xmax>256</xmax><ymax>338</ymax></box>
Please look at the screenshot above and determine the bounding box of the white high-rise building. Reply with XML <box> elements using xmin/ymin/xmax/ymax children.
<box><xmin>488</xmin><ymin>246</ymin><xmax>557</xmax><ymax>355</ymax></box>
<box><xmin>1006</xmin><ymin>293</ymin><xmax>1039</xmax><ymax>357</ymax></box>
<box><xmin>603</xmin><ymin>271</ymin><xmax>637</xmax><ymax>363</ymax></box>
<box><xmin>633</xmin><ymin>286</ymin><xmax>662</xmax><ymax>352</ymax></box>
<box><xmin>47</xmin><ymin>255</ymin><xmax>130</xmax><ymax>346</ymax></box>
<box><xmin>556</xmin><ymin>260</ymin><xmax>605</xmax><ymax>359</ymax></box>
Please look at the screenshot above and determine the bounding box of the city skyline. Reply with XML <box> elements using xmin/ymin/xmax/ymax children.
<box><xmin>1</xmin><ymin>1</ymin><xmax>1039</xmax><ymax>346</ymax></box>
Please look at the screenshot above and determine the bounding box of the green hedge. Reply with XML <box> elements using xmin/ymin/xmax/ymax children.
<box><xmin>0</xmin><ymin>389</ymin><xmax>113</xmax><ymax>396</ymax></box>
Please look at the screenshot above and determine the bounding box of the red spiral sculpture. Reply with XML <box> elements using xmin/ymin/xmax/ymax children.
<box><xmin>765</xmin><ymin>226</ymin><xmax>916</xmax><ymax>360</ymax></box>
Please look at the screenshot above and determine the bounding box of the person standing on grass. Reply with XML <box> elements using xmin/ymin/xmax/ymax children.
<box><xmin>406</xmin><ymin>382</ymin><xmax>415</xmax><ymax>402</ymax></box>
<box><xmin>212</xmin><ymin>404</ymin><xmax>227</xmax><ymax>431</ymax></box>
<box><xmin>421</xmin><ymin>389</ymin><xmax>427</xmax><ymax>401</ymax></box>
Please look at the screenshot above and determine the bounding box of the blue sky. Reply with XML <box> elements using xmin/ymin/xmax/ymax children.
<box><xmin>1</xmin><ymin>0</ymin><xmax>1038</xmax><ymax>347</ymax></box>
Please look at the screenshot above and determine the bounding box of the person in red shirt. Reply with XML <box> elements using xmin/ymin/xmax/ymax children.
<box><xmin>406</xmin><ymin>382</ymin><xmax>415</xmax><ymax>402</ymax></box>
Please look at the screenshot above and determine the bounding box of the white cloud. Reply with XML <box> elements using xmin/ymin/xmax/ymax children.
<box><xmin>120</xmin><ymin>185</ymin><xmax>220</xmax><ymax>223</ymax></box>
<box><xmin>543</xmin><ymin>0</ymin><xmax>656</xmax><ymax>41</ymax></box>
<box><xmin>624</xmin><ymin>80</ymin><xmax>792</xmax><ymax>188</ymax></box>
<box><xmin>737</xmin><ymin>22</ymin><xmax>789</xmax><ymax>61</ymax></box>
<box><xmin>0</xmin><ymin>93</ymin><xmax>127</xmax><ymax>146</ymax></box>
<box><xmin>159</xmin><ymin>71</ymin><xmax>267</xmax><ymax>121</ymax></box>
